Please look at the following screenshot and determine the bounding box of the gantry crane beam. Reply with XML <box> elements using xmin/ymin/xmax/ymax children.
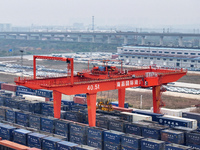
<box><xmin>15</xmin><ymin>56</ymin><xmax>187</xmax><ymax>127</ymax></box>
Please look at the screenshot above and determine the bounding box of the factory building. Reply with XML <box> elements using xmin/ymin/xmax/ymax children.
<box><xmin>118</xmin><ymin>46</ymin><xmax>200</xmax><ymax>70</ymax></box>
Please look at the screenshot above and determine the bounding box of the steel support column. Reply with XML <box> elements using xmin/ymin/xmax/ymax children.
<box><xmin>87</xmin><ymin>93</ymin><xmax>97</xmax><ymax>127</ymax></box>
<box><xmin>159</xmin><ymin>36</ymin><xmax>164</xmax><ymax>46</ymax></box>
<box><xmin>141</xmin><ymin>36</ymin><xmax>145</xmax><ymax>45</ymax></box>
<box><xmin>152</xmin><ymin>86</ymin><xmax>161</xmax><ymax>113</ymax></box>
<box><xmin>53</xmin><ymin>90</ymin><xmax>62</xmax><ymax>118</ymax></box>
<box><xmin>118</xmin><ymin>88</ymin><xmax>126</xmax><ymax>108</ymax></box>
<box><xmin>178</xmin><ymin>36</ymin><xmax>183</xmax><ymax>47</ymax></box>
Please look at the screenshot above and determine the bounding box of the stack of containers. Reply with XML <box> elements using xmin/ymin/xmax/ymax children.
<box><xmin>13</xmin><ymin>129</ymin><xmax>32</xmax><ymax>145</ymax></box>
<box><xmin>41</xmin><ymin>116</ymin><xmax>58</xmax><ymax>133</ymax></box>
<box><xmin>87</xmin><ymin>127</ymin><xmax>107</xmax><ymax>149</ymax></box>
<box><xmin>104</xmin><ymin>130</ymin><xmax>124</xmax><ymax>150</ymax></box>
<box><xmin>28</xmin><ymin>132</ymin><xmax>47</xmax><ymax>149</ymax></box>
<box><xmin>182</xmin><ymin>112</ymin><xmax>200</xmax><ymax>130</ymax></box>
<box><xmin>161</xmin><ymin>129</ymin><xmax>184</xmax><ymax>145</ymax></box>
<box><xmin>41</xmin><ymin>102</ymin><xmax>54</xmax><ymax>116</ymax></box>
<box><xmin>121</xmin><ymin>134</ymin><xmax>144</xmax><ymax>150</ymax></box>
<box><xmin>165</xmin><ymin>143</ymin><xmax>192</xmax><ymax>150</ymax></box>
<box><xmin>0</xmin><ymin>124</ymin><xmax>16</xmax><ymax>140</ymax></box>
<box><xmin>16</xmin><ymin>111</ymin><xmax>30</xmax><ymax>127</ymax></box>
<box><xmin>54</xmin><ymin>119</ymin><xmax>71</xmax><ymax>139</ymax></box>
<box><xmin>185</xmin><ymin>131</ymin><xmax>200</xmax><ymax>149</ymax></box>
<box><xmin>141</xmin><ymin>138</ymin><xmax>165</xmax><ymax>150</ymax></box>
<box><xmin>69</xmin><ymin>123</ymin><xmax>88</xmax><ymax>145</ymax></box>
<box><xmin>109</xmin><ymin>119</ymin><xmax>127</xmax><ymax>132</ymax></box>
<box><xmin>29</xmin><ymin>114</ymin><xmax>41</xmax><ymax>130</ymax></box>
<box><xmin>142</xmin><ymin>124</ymin><xmax>168</xmax><ymax>140</ymax></box>
<box><xmin>19</xmin><ymin>100</ymin><xmax>41</xmax><ymax>114</ymax></box>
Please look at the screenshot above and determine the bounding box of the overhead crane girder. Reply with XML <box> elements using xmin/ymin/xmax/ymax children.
<box><xmin>15</xmin><ymin>56</ymin><xmax>187</xmax><ymax>127</ymax></box>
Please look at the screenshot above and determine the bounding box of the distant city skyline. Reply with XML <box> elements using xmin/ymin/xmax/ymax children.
<box><xmin>0</xmin><ymin>0</ymin><xmax>199</xmax><ymax>29</ymax></box>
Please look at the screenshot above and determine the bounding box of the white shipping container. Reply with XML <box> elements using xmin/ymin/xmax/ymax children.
<box><xmin>22</xmin><ymin>94</ymin><xmax>45</xmax><ymax>102</ymax></box>
<box><xmin>120</xmin><ymin>112</ymin><xmax>152</xmax><ymax>122</ymax></box>
<box><xmin>151</xmin><ymin>107</ymin><xmax>182</xmax><ymax>117</ymax></box>
<box><xmin>163</xmin><ymin>115</ymin><xmax>197</xmax><ymax>129</ymax></box>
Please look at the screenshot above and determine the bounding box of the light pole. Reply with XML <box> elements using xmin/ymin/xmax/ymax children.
<box><xmin>20</xmin><ymin>49</ymin><xmax>24</xmax><ymax>77</ymax></box>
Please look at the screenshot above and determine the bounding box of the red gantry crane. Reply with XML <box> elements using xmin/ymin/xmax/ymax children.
<box><xmin>15</xmin><ymin>56</ymin><xmax>187</xmax><ymax>127</ymax></box>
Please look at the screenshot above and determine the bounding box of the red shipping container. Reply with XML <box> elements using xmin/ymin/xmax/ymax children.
<box><xmin>112</xmin><ymin>106</ymin><xmax>133</xmax><ymax>112</ymax></box>
<box><xmin>73</xmin><ymin>96</ymin><xmax>87</xmax><ymax>104</ymax></box>
<box><xmin>1</xmin><ymin>83</ymin><xmax>17</xmax><ymax>92</ymax></box>
<box><xmin>27</xmin><ymin>148</ymin><xmax>42</xmax><ymax>150</ymax></box>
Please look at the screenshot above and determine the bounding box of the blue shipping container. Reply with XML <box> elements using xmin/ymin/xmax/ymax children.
<box><xmin>70</xmin><ymin>134</ymin><xmax>87</xmax><ymax>145</ymax></box>
<box><xmin>28</xmin><ymin>132</ymin><xmax>47</xmax><ymax>149</ymax></box>
<box><xmin>55</xmin><ymin>119</ymin><xmax>70</xmax><ymax>137</ymax></box>
<box><xmin>75</xmin><ymin>145</ymin><xmax>98</xmax><ymax>150</ymax></box>
<box><xmin>36</xmin><ymin>89</ymin><xmax>52</xmax><ymax>98</ymax></box>
<box><xmin>165</xmin><ymin>143</ymin><xmax>192</xmax><ymax>150</ymax></box>
<box><xmin>13</xmin><ymin>129</ymin><xmax>32</xmax><ymax>145</ymax></box>
<box><xmin>29</xmin><ymin>114</ymin><xmax>41</xmax><ymax>130</ymax></box>
<box><xmin>186</xmin><ymin>131</ymin><xmax>200</xmax><ymax>145</ymax></box>
<box><xmin>124</xmin><ymin>122</ymin><xmax>142</xmax><ymax>136</ymax></box>
<box><xmin>109</xmin><ymin>119</ymin><xmax>126</xmax><ymax>132</ymax></box>
<box><xmin>121</xmin><ymin>134</ymin><xmax>143</xmax><ymax>149</ymax></box>
<box><xmin>186</xmin><ymin>144</ymin><xmax>200</xmax><ymax>150</ymax></box>
<box><xmin>41</xmin><ymin>117</ymin><xmax>57</xmax><ymax>133</ymax></box>
<box><xmin>65</xmin><ymin>111</ymin><xmax>81</xmax><ymax>122</ymax></box>
<box><xmin>70</xmin><ymin>123</ymin><xmax>88</xmax><ymax>136</ymax></box>
<box><xmin>57</xmin><ymin>141</ymin><xmax>78</xmax><ymax>150</ymax></box>
<box><xmin>0</xmin><ymin>106</ymin><xmax>7</xmax><ymax>120</ymax></box>
<box><xmin>6</xmin><ymin>109</ymin><xmax>19</xmax><ymax>123</ymax></box>
<box><xmin>17</xmin><ymin>86</ymin><xmax>36</xmax><ymax>93</ymax></box>
<box><xmin>88</xmin><ymin>127</ymin><xmax>107</xmax><ymax>140</ymax></box>
<box><xmin>42</xmin><ymin>136</ymin><xmax>62</xmax><ymax>150</ymax></box>
<box><xmin>87</xmin><ymin>137</ymin><xmax>103</xmax><ymax>149</ymax></box>
<box><xmin>104</xmin><ymin>130</ymin><xmax>124</xmax><ymax>144</ymax></box>
<box><xmin>16</xmin><ymin>111</ymin><xmax>30</xmax><ymax>127</ymax></box>
<box><xmin>161</xmin><ymin>129</ymin><xmax>184</xmax><ymax>145</ymax></box>
<box><xmin>0</xmin><ymin>124</ymin><xmax>16</xmax><ymax>140</ymax></box>
<box><xmin>141</xmin><ymin>138</ymin><xmax>165</xmax><ymax>150</ymax></box>
<box><xmin>104</xmin><ymin>141</ymin><xmax>121</xmax><ymax>150</ymax></box>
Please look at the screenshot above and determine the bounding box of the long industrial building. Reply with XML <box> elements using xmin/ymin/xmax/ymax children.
<box><xmin>118</xmin><ymin>46</ymin><xmax>200</xmax><ymax>70</ymax></box>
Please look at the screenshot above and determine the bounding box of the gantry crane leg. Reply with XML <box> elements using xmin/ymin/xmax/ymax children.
<box><xmin>86</xmin><ymin>93</ymin><xmax>97</xmax><ymax>127</ymax></box>
<box><xmin>152</xmin><ymin>86</ymin><xmax>161</xmax><ymax>113</ymax></box>
<box><xmin>53</xmin><ymin>90</ymin><xmax>62</xmax><ymax>118</ymax></box>
<box><xmin>118</xmin><ymin>88</ymin><xmax>125</xmax><ymax>108</ymax></box>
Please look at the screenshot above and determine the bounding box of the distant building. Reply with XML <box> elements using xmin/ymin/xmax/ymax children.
<box><xmin>117</xmin><ymin>46</ymin><xmax>200</xmax><ymax>70</ymax></box>
<box><xmin>0</xmin><ymin>23</ymin><xmax>12</xmax><ymax>31</ymax></box>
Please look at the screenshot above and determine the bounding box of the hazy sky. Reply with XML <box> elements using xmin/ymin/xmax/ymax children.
<box><xmin>0</xmin><ymin>0</ymin><xmax>199</xmax><ymax>28</ymax></box>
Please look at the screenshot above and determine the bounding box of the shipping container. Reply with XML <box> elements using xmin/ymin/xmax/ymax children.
<box><xmin>19</xmin><ymin>100</ymin><xmax>41</xmax><ymax>114</ymax></box>
<box><xmin>75</xmin><ymin>94</ymin><xmax>87</xmax><ymax>97</ymax></box>
<box><xmin>61</xmin><ymin>99</ymin><xmax>74</xmax><ymax>106</ymax></box>
<box><xmin>29</xmin><ymin>114</ymin><xmax>41</xmax><ymax>130</ymax></box>
<box><xmin>142</xmin><ymin>124</ymin><xmax>168</xmax><ymax>140</ymax></box>
<box><xmin>13</xmin><ymin>129</ymin><xmax>32</xmax><ymax>145</ymax></box>
<box><xmin>109</xmin><ymin>119</ymin><xmax>127</xmax><ymax>132</ymax></box>
<box><xmin>70</xmin><ymin>123</ymin><xmax>88</xmax><ymax>136</ymax></box>
<box><xmin>16</xmin><ymin>111</ymin><xmax>30</xmax><ymax>127</ymax></box>
<box><xmin>16</xmin><ymin>91</ymin><xmax>36</xmax><ymax>97</ymax></box>
<box><xmin>165</xmin><ymin>143</ymin><xmax>192</xmax><ymax>150</ymax></box>
<box><xmin>65</xmin><ymin>111</ymin><xmax>82</xmax><ymax>122</ymax></box>
<box><xmin>186</xmin><ymin>131</ymin><xmax>200</xmax><ymax>145</ymax></box>
<box><xmin>88</xmin><ymin>127</ymin><xmax>107</xmax><ymax>140</ymax></box>
<box><xmin>161</xmin><ymin>129</ymin><xmax>184</xmax><ymax>145</ymax></box>
<box><xmin>75</xmin><ymin>144</ymin><xmax>98</xmax><ymax>150</ymax></box>
<box><xmin>104</xmin><ymin>141</ymin><xmax>121</xmax><ymax>150</ymax></box>
<box><xmin>17</xmin><ymin>86</ymin><xmax>36</xmax><ymax>93</ymax></box>
<box><xmin>182</xmin><ymin>112</ymin><xmax>200</xmax><ymax>129</ymax></box>
<box><xmin>121</xmin><ymin>134</ymin><xmax>144</xmax><ymax>149</ymax></box>
<box><xmin>152</xmin><ymin>107</ymin><xmax>182</xmax><ymax>117</ymax></box>
<box><xmin>87</xmin><ymin>137</ymin><xmax>103</xmax><ymax>149</ymax></box>
<box><xmin>28</xmin><ymin>132</ymin><xmax>47</xmax><ymax>149</ymax></box>
<box><xmin>121</xmin><ymin>145</ymin><xmax>140</xmax><ymax>150</ymax></box>
<box><xmin>55</xmin><ymin>119</ymin><xmax>70</xmax><ymax>137</ymax></box>
<box><xmin>42</xmin><ymin>136</ymin><xmax>62</xmax><ymax>150</ymax></box>
<box><xmin>0</xmin><ymin>124</ymin><xmax>16</xmax><ymax>140</ymax></box>
<box><xmin>57</xmin><ymin>141</ymin><xmax>78</xmax><ymax>150</ymax></box>
<box><xmin>1</xmin><ymin>83</ymin><xmax>17</xmax><ymax>92</ymax></box>
<box><xmin>6</xmin><ymin>108</ymin><xmax>20</xmax><ymax>123</ymax></box>
<box><xmin>124</xmin><ymin>122</ymin><xmax>142</xmax><ymax>136</ymax></box>
<box><xmin>120</xmin><ymin>112</ymin><xmax>152</xmax><ymax>122</ymax></box>
<box><xmin>132</xmin><ymin>110</ymin><xmax>163</xmax><ymax>122</ymax></box>
<box><xmin>69</xmin><ymin>134</ymin><xmax>87</xmax><ymax>145</ymax></box>
<box><xmin>36</xmin><ymin>89</ymin><xmax>53</xmax><ymax>98</ymax></box>
<box><xmin>159</xmin><ymin>116</ymin><xmax>193</xmax><ymax>128</ymax></box>
<box><xmin>73</xmin><ymin>96</ymin><xmax>87</xmax><ymax>105</ymax></box>
<box><xmin>0</xmin><ymin>106</ymin><xmax>7</xmax><ymax>120</ymax></box>
<box><xmin>96</xmin><ymin>117</ymin><xmax>110</xmax><ymax>129</ymax></box>
<box><xmin>104</xmin><ymin>130</ymin><xmax>124</xmax><ymax>144</ymax></box>
<box><xmin>141</xmin><ymin>138</ymin><xmax>165</xmax><ymax>150</ymax></box>
<box><xmin>41</xmin><ymin>117</ymin><xmax>57</xmax><ymax>133</ymax></box>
